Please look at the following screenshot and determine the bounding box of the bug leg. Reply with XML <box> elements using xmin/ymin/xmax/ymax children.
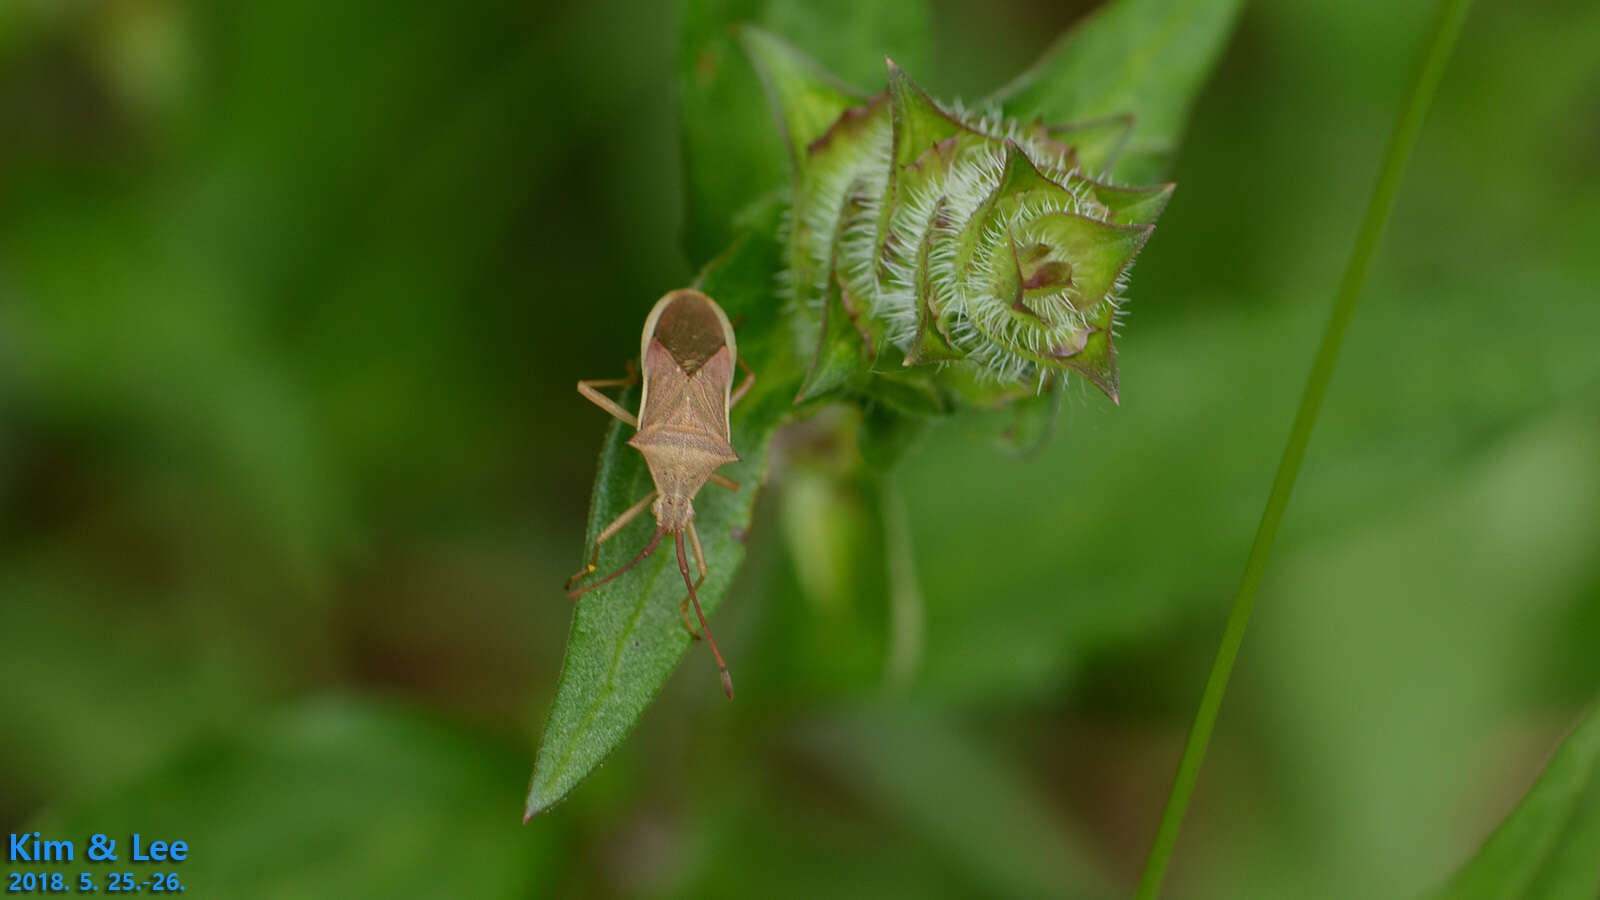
<box><xmin>678</xmin><ymin>522</ymin><xmax>710</xmax><ymax>639</ymax></box>
<box><xmin>678</xmin><ymin>597</ymin><xmax>698</xmax><ymax>639</ymax></box>
<box><xmin>566</xmin><ymin>490</ymin><xmax>657</xmax><ymax>592</ymax></box>
<box><xmin>677</xmin><ymin>531</ymin><xmax>733</xmax><ymax>699</ymax></box>
<box><xmin>707</xmin><ymin>472</ymin><xmax>740</xmax><ymax>492</ymax></box>
<box><xmin>569</xmin><ymin>527</ymin><xmax>664</xmax><ymax>600</ymax></box>
<box><xmin>688</xmin><ymin>521</ymin><xmax>708</xmax><ymax>582</ymax></box>
<box><xmin>576</xmin><ymin>365</ymin><xmax>641</xmax><ymax>428</ymax></box>
<box><xmin>729</xmin><ymin>356</ymin><xmax>757</xmax><ymax>409</ymax></box>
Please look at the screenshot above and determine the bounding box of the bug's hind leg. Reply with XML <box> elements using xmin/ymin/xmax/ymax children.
<box><xmin>730</xmin><ymin>356</ymin><xmax>756</xmax><ymax>409</ymax></box>
<box><xmin>566</xmin><ymin>490</ymin><xmax>657</xmax><ymax>592</ymax></box>
<box><xmin>576</xmin><ymin>362</ymin><xmax>640</xmax><ymax>428</ymax></box>
<box><xmin>678</xmin><ymin>522</ymin><xmax>710</xmax><ymax>640</ymax></box>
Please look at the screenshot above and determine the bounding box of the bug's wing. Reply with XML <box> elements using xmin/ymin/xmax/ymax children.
<box><xmin>630</xmin><ymin>342</ymin><xmax>738</xmax><ymax>500</ymax></box>
<box><xmin>688</xmin><ymin>345</ymin><xmax>736</xmax><ymax>444</ymax></box>
<box><xmin>638</xmin><ymin>339</ymin><xmax>735</xmax><ymax>448</ymax></box>
<box><xmin>637</xmin><ymin>338</ymin><xmax>689</xmax><ymax>432</ymax></box>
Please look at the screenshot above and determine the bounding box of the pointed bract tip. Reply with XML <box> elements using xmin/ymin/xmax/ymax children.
<box><xmin>522</xmin><ymin>804</ymin><xmax>540</xmax><ymax>824</ymax></box>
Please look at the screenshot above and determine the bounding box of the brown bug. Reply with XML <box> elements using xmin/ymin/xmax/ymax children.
<box><xmin>565</xmin><ymin>289</ymin><xmax>755</xmax><ymax>699</ymax></box>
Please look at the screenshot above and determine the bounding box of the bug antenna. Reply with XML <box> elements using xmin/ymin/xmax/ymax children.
<box><xmin>568</xmin><ymin>527</ymin><xmax>665</xmax><ymax>600</ymax></box>
<box><xmin>677</xmin><ymin>532</ymin><xmax>733</xmax><ymax>699</ymax></box>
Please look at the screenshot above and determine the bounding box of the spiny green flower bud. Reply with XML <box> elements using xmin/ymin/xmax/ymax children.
<box><xmin>740</xmin><ymin>27</ymin><xmax>1173</xmax><ymax>405</ymax></box>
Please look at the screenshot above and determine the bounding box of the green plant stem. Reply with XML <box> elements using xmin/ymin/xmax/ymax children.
<box><xmin>1134</xmin><ymin>1</ymin><xmax>1474</xmax><ymax>897</ymax></box>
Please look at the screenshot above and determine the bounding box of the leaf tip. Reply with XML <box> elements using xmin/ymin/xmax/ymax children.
<box><xmin>523</xmin><ymin>772</ymin><xmax>570</xmax><ymax>822</ymax></box>
<box><xmin>521</xmin><ymin>793</ymin><xmax>547</xmax><ymax>823</ymax></box>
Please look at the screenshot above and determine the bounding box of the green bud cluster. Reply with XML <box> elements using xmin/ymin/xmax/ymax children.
<box><xmin>743</xmin><ymin>28</ymin><xmax>1172</xmax><ymax>405</ymax></box>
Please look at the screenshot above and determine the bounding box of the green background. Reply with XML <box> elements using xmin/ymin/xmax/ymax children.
<box><xmin>2</xmin><ymin>0</ymin><xmax>1597</xmax><ymax>896</ymax></box>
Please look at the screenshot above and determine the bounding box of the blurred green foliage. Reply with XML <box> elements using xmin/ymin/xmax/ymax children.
<box><xmin>2</xmin><ymin>0</ymin><xmax>1598</xmax><ymax>897</ymax></box>
<box><xmin>28</xmin><ymin>696</ymin><xmax>563</xmax><ymax>897</ymax></box>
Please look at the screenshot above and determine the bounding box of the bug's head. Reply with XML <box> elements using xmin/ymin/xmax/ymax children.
<box><xmin>640</xmin><ymin>289</ymin><xmax>736</xmax><ymax>376</ymax></box>
<box><xmin>652</xmin><ymin>492</ymin><xmax>695</xmax><ymax>532</ymax></box>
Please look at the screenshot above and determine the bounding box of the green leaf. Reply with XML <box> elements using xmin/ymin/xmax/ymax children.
<box><xmin>781</xmin><ymin>90</ymin><xmax>891</xmax><ymax>401</ymax></box>
<box><xmin>1047</xmin><ymin>114</ymin><xmax>1134</xmax><ymax>174</ymax></box>
<box><xmin>797</xmin><ymin>266</ymin><xmax>871</xmax><ymax>403</ymax></box>
<box><xmin>1090</xmin><ymin>178</ymin><xmax>1176</xmax><ymax>226</ymax></box>
<box><xmin>985</xmin><ymin>0</ymin><xmax>1244</xmax><ymax>181</ymax></box>
<box><xmin>1057</xmin><ymin>294</ymin><xmax>1120</xmax><ymax>401</ymax></box>
<box><xmin>736</xmin><ymin>25</ymin><xmax>866</xmax><ymax>165</ymax></box>
<box><xmin>886</xmin><ymin>58</ymin><xmax>970</xmax><ymax>170</ymax></box>
<box><xmin>29</xmin><ymin>695</ymin><xmax>561</xmax><ymax>898</ymax></box>
<box><xmin>526</xmin><ymin>232</ymin><xmax>803</xmax><ymax>816</ymax></box>
<box><xmin>678</xmin><ymin>0</ymin><xmax>931</xmax><ymax>265</ymax></box>
<box><xmin>1424</xmin><ymin>702</ymin><xmax>1600</xmax><ymax>900</ymax></box>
